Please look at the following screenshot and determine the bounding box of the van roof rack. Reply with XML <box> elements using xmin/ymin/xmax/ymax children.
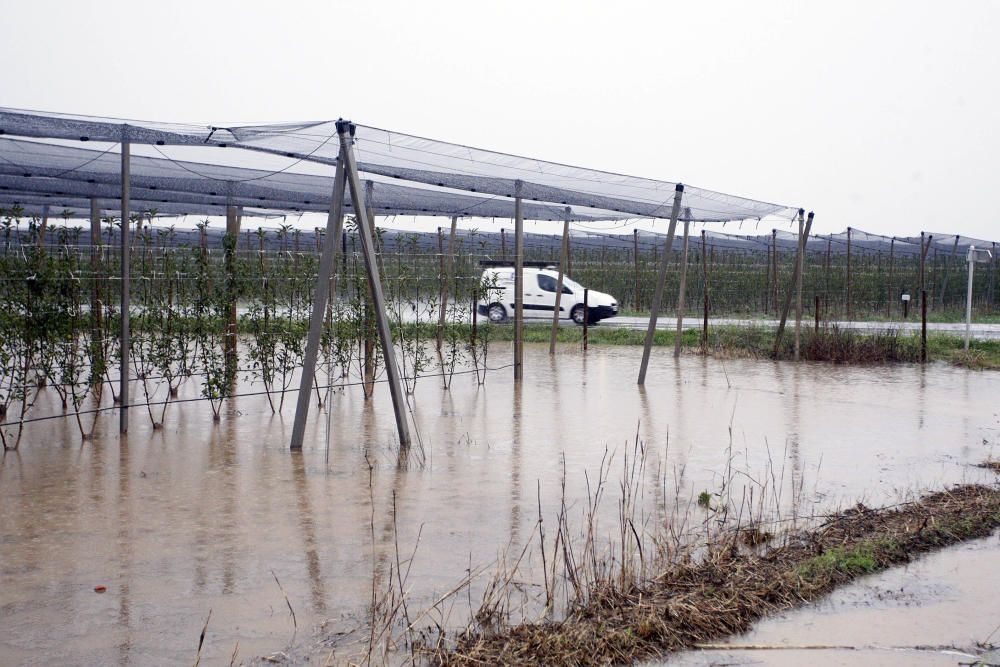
<box><xmin>479</xmin><ymin>259</ymin><xmax>553</xmax><ymax>268</ymax></box>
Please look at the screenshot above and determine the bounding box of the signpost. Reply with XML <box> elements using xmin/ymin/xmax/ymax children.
<box><xmin>965</xmin><ymin>246</ymin><xmax>994</xmax><ymax>350</ymax></box>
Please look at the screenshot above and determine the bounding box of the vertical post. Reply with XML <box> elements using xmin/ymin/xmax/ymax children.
<box><xmin>921</xmin><ymin>288</ymin><xmax>928</xmax><ymax>363</ymax></box>
<box><xmin>513</xmin><ymin>183</ymin><xmax>525</xmax><ymax>381</ymax></box>
<box><xmin>90</xmin><ymin>197</ymin><xmax>103</xmax><ymax>377</ymax></box>
<box><xmin>965</xmin><ymin>246</ymin><xmax>975</xmax><ymax>351</ymax></box>
<box><xmin>119</xmin><ymin>138</ymin><xmax>130</xmax><ymax>434</ymax></box>
<box><xmin>794</xmin><ymin>211</ymin><xmax>805</xmax><ymax>361</ymax></box>
<box><xmin>939</xmin><ymin>234</ymin><xmax>960</xmax><ymax>311</ymax></box>
<box><xmin>582</xmin><ymin>288</ymin><xmax>589</xmax><ymax>351</ymax></box>
<box><xmin>338</xmin><ymin>121</ymin><xmax>411</xmax><ymax>447</ymax></box>
<box><xmin>771</xmin><ymin>229</ymin><xmax>778</xmax><ymax>316</ymax></box>
<box><xmin>701</xmin><ymin>229</ymin><xmax>709</xmax><ymax>351</ymax></box>
<box><xmin>846</xmin><ymin>226</ymin><xmax>853</xmax><ymax>321</ymax></box>
<box><xmin>633</xmin><ymin>228</ymin><xmax>640</xmax><ymax>311</ymax></box>
<box><xmin>814</xmin><ymin>295</ymin><xmax>820</xmax><ymax>333</ymax></box>
<box><xmin>888</xmin><ymin>238</ymin><xmax>895</xmax><ymax>318</ymax></box>
<box><xmin>920</xmin><ymin>233</ymin><xmax>933</xmax><ymax>316</ymax></box>
<box><xmin>38</xmin><ymin>204</ymin><xmax>50</xmax><ymax>252</ymax></box>
<box><xmin>773</xmin><ymin>210</ymin><xmax>811</xmax><ymax>357</ymax></box>
<box><xmin>224</xmin><ymin>205</ymin><xmax>241</xmax><ymax>367</ymax></box>
<box><xmin>638</xmin><ymin>184</ymin><xmax>684</xmax><ymax>385</ymax></box>
<box><xmin>290</xmin><ymin>156</ymin><xmax>347</xmax><ymax>450</ymax></box>
<box><xmin>673</xmin><ymin>209</ymin><xmax>691</xmax><ymax>359</ymax></box>
<box><xmin>824</xmin><ymin>236</ymin><xmax>832</xmax><ymax>320</ymax></box>
<box><xmin>500</xmin><ymin>227</ymin><xmax>507</xmax><ymax>259</ymax></box>
<box><xmin>990</xmin><ymin>242</ymin><xmax>997</xmax><ymax>307</ymax></box>
<box><xmin>549</xmin><ymin>208</ymin><xmax>571</xmax><ymax>355</ymax></box>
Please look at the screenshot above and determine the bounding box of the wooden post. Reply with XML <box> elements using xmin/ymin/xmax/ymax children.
<box><xmin>38</xmin><ymin>204</ymin><xmax>49</xmax><ymax>252</ymax></box>
<box><xmin>939</xmin><ymin>234</ymin><xmax>960</xmax><ymax>311</ymax></box>
<box><xmin>583</xmin><ymin>288</ymin><xmax>589</xmax><ymax>351</ymax></box>
<box><xmin>338</xmin><ymin>121</ymin><xmax>411</xmax><ymax>447</ymax></box>
<box><xmin>673</xmin><ymin>209</ymin><xmax>691</xmax><ymax>359</ymax></box>
<box><xmin>514</xmin><ymin>183</ymin><xmax>525</xmax><ymax>381</ymax></box>
<box><xmin>701</xmin><ymin>229</ymin><xmax>709</xmax><ymax>351</ymax></box>
<box><xmin>814</xmin><ymin>295</ymin><xmax>820</xmax><ymax>333</ymax></box>
<box><xmin>921</xmin><ymin>288</ymin><xmax>928</xmax><ymax>363</ymax></box>
<box><xmin>990</xmin><ymin>242</ymin><xmax>997</xmax><ymax>307</ymax></box>
<box><xmin>794</xmin><ymin>212</ymin><xmax>805</xmax><ymax>361</ymax></box>
<box><xmin>633</xmin><ymin>228</ymin><xmax>640</xmax><ymax>311</ymax></box>
<box><xmin>920</xmin><ymin>233</ymin><xmax>933</xmax><ymax>316</ymax></box>
<box><xmin>290</xmin><ymin>156</ymin><xmax>347</xmax><ymax>450</ymax></box>
<box><xmin>638</xmin><ymin>184</ymin><xmax>684</xmax><ymax>385</ymax></box>
<box><xmin>224</xmin><ymin>205</ymin><xmax>241</xmax><ymax>368</ymax></box>
<box><xmin>500</xmin><ymin>227</ymin><xmax>507</xmax><ymax>259</ymax></box>
<box><xmin>773</xmin><ymin>210</ymin><xmax>811</xmax><ymax>357</ymax></box>
<box><xmin>119</xmin><ymin>138</ymin><xmax>131</xmax><ymax>434</ymax></box>
<box><xmin>90</xmin><ymin>197</ymin><xmax>103</xmax><ymax>378</ymax></box>
<box><xmin>824</xmin><ymin>236</ymin><xmax>832</xmax><ymax>320</ymax></box>
<box><xmin>549</xmin><ymin>208</ymin><xmax>571</xmax><ymax>355</ymax></box>
<box><xmin>887</xmin><ymin>238</ymin><xmax>895</xmax><ymax>318</ymax></box>
<box><xmin>846</xmin><ymin>226</ymin><xmax>853</xmax><ymax>321</ymax></box>
<box><xmin>771</xmin><ymin>229</ymin><xmax>778</xmax><ymax>316</ymax></box>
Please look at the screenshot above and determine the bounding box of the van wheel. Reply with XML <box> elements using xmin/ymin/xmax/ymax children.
<box><xmin>488</xmin><ymin>303</ymin><xmax>508</xmax><ymax>323</ymax></box>
<box><xmin>571</xmin><ymin>304</ymin><xmax>586</xmax><ymax>325</ymax></box>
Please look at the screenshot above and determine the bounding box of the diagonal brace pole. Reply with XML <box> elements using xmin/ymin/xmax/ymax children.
<box><xmin>638</xmin><ymin>184</ymin><xmax>684</xmax><ymax>385</ymax></box>
<box><xmin>338</xmin><ymin>121</ymin><xmax>412</xmax><ymax>447</ymax></box>
<box><xmin>290</xmin><ymin>153</ymin><xmax>347</xmax><ymax>450</ymax></box>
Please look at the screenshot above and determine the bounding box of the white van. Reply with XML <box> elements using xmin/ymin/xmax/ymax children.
<box><xmin>477</xmin><ymin>267</ymin><xmax>618</xmax><ymax>325</ymax></box>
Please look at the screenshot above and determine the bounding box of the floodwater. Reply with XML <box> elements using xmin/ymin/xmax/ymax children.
<box><xmin>1</xmin><ymin>344</ymin><xmax>998</xmax><ymax>665</ymax></box>
<box><xmin>661</xmin><ymin>532</ymin><xmax>1000</xmax><ymax>666</ymax></box>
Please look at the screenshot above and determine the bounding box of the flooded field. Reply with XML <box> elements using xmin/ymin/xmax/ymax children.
<box><xmin>2</xmin><ymin>343</ymin><xmax>998</xmax><ymax>665</ymax></box>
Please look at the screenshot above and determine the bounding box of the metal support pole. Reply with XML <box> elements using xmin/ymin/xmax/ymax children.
<box><xmin>338</xmin><ymin>121</ymin><xmax>411</xmax><ymax>447</ymax></box>
<box><xmin>794</xmin><ymin>212</ymin><xmax>805</xmax><ymax>361</ymax></box>
<box><xmin>965</xmin><ymin>246</ymin><xmax>975</xmax><ymax>351</ymax></box>
<box><xmin>119</xmin><ymin>139</ymin><xmax>130</xmax><ymax>434</ymax></box>
<box><xmin>772</xmin><ymin>229</ymin><xmax>779</xmax><ymax>315</ymax></box>
<box><xmin>773</xmin><ymin>210</ymin><xmax>811</xmax><ymax>357</ymax></box>
<box><xmin>921</xmin><ymin>288</ymin><xmax>928</xmax><ymax>363</ymax></box>
<box><xmin>500</xmin><ymin>227</ymin><xmax>507</xmax><ymax>259</ymax></box>
<box><xmin>637</xmin><ymin>184</ymin><xmax>684</xmax><ymax>385</ymax></box>
<box><xmin>549</xmin><ymin>208</ymin><xmax>571</xmax><ymax>355</ymax></box>
<box><xmin>583</xmin><ymin>288</ymin><xmax>589</xmax><ymax>351</ymax></box>
<box><xmin>514</xmin><ymin>184</ymin><xmax>524</xmax><ymax>381</ymax></box>
<box><xmin>290</xmin><ymin>156</ymin><xmax>347</xmax><ymax>450</ymax></box>
<box><xmin>701</xmin><ymin>229</ymin><xmax>709</xmax><ymax>351</ymax></box>
<box><xmin>673</xmin><ymin>210</ymin><xmax>691</xmax><ymax>359</ymax></box>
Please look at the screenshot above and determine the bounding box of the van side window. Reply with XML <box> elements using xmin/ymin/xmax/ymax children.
<box><xmin>537</xmin><ymin>274</ymin><xmax>572</xmax><ymax>294</ymax></box>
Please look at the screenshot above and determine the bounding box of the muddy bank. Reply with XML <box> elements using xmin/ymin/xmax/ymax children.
<box><xmin>432</xmin><ymin>484</ymin><xmax>1000</xmax><ymax>666</ymax></box>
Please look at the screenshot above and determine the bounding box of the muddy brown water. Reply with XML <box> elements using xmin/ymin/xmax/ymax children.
<box><xmin>1</xmin><ymin>344</ymin><xmax>998</xmax><ymax>665</ymax></box>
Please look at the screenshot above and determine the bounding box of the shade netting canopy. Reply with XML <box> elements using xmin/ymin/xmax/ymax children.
<box><xmin>0</xmin><ymin>108</ymin><xmax>797</xmax><ymax>223</ymax></box>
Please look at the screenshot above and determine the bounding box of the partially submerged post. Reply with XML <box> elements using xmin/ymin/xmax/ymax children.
<box><xmin>437</xmin><ymin>216</ymin><xmax>459</xmax><ymax>352</ymax></box>
<box><xmin>773</xmin><ymin>210</ymin><xmax>811</xmax><ymax>358</ymax></box>
<box><xmin>637</xmin><ymin>183</ymin><xmax>684</xmax><ymax>385</ymax></box>
<box><xmin>339</xmin><ymin>121</ymin><xmax>411</xmax><ymax>446</ymax></box>
<box><xmin>120</xmin><ymin>137</ymin><xmax>131</xmax><ymax>434</ymax></box>
<box><xmin>514</xmin><ymin>182</ymin><xmax>524</xmax><ymax>381</ymax></box>
<box><xmin>290</xmin><ymin>156</ymin><xmax>347</xmax><ymax>450</ymax></box>
<box><xmin>673</xmin><ymin>209</ymin><xmax>692</xmax><ymax>359</ymax></box>
<box><xmin>794</xmin><ymin>211</ymin><xmax>805</xmax><ymax>361</ymax></box>
<box><xmin>549</xmin><ymin>207</ymin><xmax>571</xmax><ymax>355</ymax></box>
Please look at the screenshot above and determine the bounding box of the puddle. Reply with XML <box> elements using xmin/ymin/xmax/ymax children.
<box><xmin>1</xmin><ymin>344</ymin><xmax>998</xmax><ymax>664</ymax></box>
<box><xmin>659</xmin><ymin>532</ymin><xmax>1000</xmax><ymax>666</ymax></box>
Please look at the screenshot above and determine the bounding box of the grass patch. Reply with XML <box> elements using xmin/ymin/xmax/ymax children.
<box><xmin>430</xmin><ymin>484</ymin><xmax>1000</xmax><ymax>666</ymax></box>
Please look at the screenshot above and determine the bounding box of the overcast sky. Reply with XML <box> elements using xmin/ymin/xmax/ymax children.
<box><xmin>2</xmin><ymin>0</ymin><xmax>998</xmax><ymax>240</ymax></box>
